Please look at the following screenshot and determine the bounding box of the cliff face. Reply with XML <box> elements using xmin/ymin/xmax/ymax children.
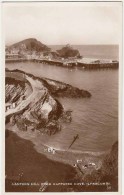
<box><xmin>76</xmin><ymin>141</ymin><xmax>118</xmax><ymax>192</ymax></box>
<box><xmin>100</xmin><ymin>141</ymin><xmax>118</xmax><ymax>188</ymax></box>
<box><xmin>5</xmin><ymin>77</ymin><xmax>32</xmax><ymax>104</ymax></box>
<box><xmin>6</xmin><ymin>69</ymin><xmax>91</xmax><ymax>135</ymax></box>
<box><xmin>5</xmin><ymin>71</ymin><xmax>63</xmax><ymax>135</ymax></box>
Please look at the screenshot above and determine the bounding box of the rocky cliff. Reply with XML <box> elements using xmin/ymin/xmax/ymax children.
<box><xmin>41</xmin><ymin>78</ymin><xmax>91</xmax><ymax>98</ymax></box>
<box><xmin>75</xmin><ymin>141</ymin><xmax>118</xmax><ymax>192</ymax></box>
<box><xmin>5</xmin><ymin>69</ymin><xmax>91</xmax><ymax>135</ymax></box>
<box><xmin>5</xmin><ymin>77</ymin><xmax>32</xmax><ymax>104</ymax></box>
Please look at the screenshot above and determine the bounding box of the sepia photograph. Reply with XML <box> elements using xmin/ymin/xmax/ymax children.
<box><xmin>2</xmin><ymin>1</ymin><xmax>122</xmax><ymax>193</ymax></box>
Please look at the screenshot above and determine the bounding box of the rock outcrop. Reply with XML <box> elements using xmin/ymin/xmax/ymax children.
<box><xmin>5</xmin><ymin>77</ymin><xmax>32</xmax><ymax>104</ymax></box>
<box><xmin>42</xmin><ymin>78</ymin><xmax>91</xmax><ymax>98</ymax></box>
<box><xmin>57</xmin><ymin>44</ymin><xmax>81</xmax><ymax>58</ymax></box>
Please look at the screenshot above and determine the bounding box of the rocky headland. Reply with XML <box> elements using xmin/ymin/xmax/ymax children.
<box><xmin>5</xmin><ymin>69</ymin><xmax>91</xmax><ymax>136</ymax></box>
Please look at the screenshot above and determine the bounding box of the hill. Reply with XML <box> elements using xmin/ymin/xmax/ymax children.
<box><xmin>57</xmin><ymin>44</ymin><xmax>81</xmax><ymax>58</ymax></box>
<box><xmin>6</xmin><ymin>38</ymin><xmax>50</xmax><ymax>53</ymax></box>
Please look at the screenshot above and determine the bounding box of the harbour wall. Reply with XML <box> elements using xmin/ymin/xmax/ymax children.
<box><xmin>5</xmin><ymin>58</ymin><xmax>119</xmax><ymax>69</ymax></box>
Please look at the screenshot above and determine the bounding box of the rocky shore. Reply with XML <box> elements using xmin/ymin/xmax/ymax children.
<box><xmin>41</xmin><ymin>77</ymin><xmax>91</xmax><ymax>98</ymax></box>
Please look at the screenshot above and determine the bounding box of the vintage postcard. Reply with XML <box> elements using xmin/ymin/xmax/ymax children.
<box><xmin>1</xmin><ymin>1</ymin><xmax>123</xmax><ymax>194</ymax></box>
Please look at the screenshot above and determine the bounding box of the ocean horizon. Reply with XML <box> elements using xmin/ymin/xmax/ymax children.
<box><xmin>49</xmin><ymin>44</ymin><xmax>119</xmax><ymax>60</ymax></box>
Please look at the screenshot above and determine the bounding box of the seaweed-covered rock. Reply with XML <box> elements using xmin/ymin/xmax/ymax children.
<box><xmin>45</xmin><ymin>120</ymin><xmax>61</xmax><ymax>135</ymax></box>
<box><xmin>60</xmin><ymin>110</ymin><xmax>72</xmax><ymax>123</ymax></box>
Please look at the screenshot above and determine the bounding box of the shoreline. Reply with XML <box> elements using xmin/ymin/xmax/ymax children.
<box><xmin>6</xmin><ymin>126</ymin><xmax>117</xmax><ymax>192</ymax></box>
<box><xmin>5</xmin><ymin>129</ymin><xmax>78</xmax><ymax>192</ymax></box>
<box><xmin>6</xmin><ymin>123</ymin><xmax>106</xmax><ymax>168</ymax></box>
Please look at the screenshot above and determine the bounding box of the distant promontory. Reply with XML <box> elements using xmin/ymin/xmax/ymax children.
<box><xmin>6</xmin><ymin>38</ymin><xmax>81</xmax><ymax>59</ymax></box>
<box><xmin>6</xmin><ymin>38</ymin><xmax>51</xmax><ymax>53</ymax></box>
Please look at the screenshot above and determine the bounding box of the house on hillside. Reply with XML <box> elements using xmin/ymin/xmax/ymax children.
<box><xmin>6</xmin><ymin>53</ymin><xmax>22</xmax><ymax>59</ymax></box>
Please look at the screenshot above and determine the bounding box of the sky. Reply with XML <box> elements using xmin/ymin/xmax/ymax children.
<box><xmin>3</xmin><ymin>2</ymin><xmax>122</xmax><ymax>46</ymax></box>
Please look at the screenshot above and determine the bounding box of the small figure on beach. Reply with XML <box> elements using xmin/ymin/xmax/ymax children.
<box><xmin>46</xmin><ymin>147</ymin><xmax>56</xmax><ymax>154</ymax></box>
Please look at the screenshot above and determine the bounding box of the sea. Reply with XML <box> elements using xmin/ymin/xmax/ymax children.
<box><xmin>50</xmin><ymin>45</ymin><xmax>119</xmax><ymax>60</ymax></box>
<box><xmin>6</xmin><ymin>45</ymin><xmax>119</xmax><ymax>156</ymax></box>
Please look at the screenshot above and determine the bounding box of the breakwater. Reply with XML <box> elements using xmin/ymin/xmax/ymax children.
<box><xmin>5</xmin><ymin>58</ymin><xmax>119</xmax><ymax>69</ymax></box>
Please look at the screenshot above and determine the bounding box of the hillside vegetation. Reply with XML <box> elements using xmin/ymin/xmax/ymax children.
<box><xmin>7</xmin><ymin>38</ymin><xmax>50</xmax><ymax>52</ymax></box>
<box><xmin>57</xmin><ymin>44</ymin><xmax>81</xmax><ymax>58</ymax></box>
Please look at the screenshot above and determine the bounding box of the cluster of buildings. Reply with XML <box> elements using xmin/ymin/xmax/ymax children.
<box><xmin>5</xmin><ymin>49</ymin><xmax>56</xmax><ymax>61</ymax></box>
